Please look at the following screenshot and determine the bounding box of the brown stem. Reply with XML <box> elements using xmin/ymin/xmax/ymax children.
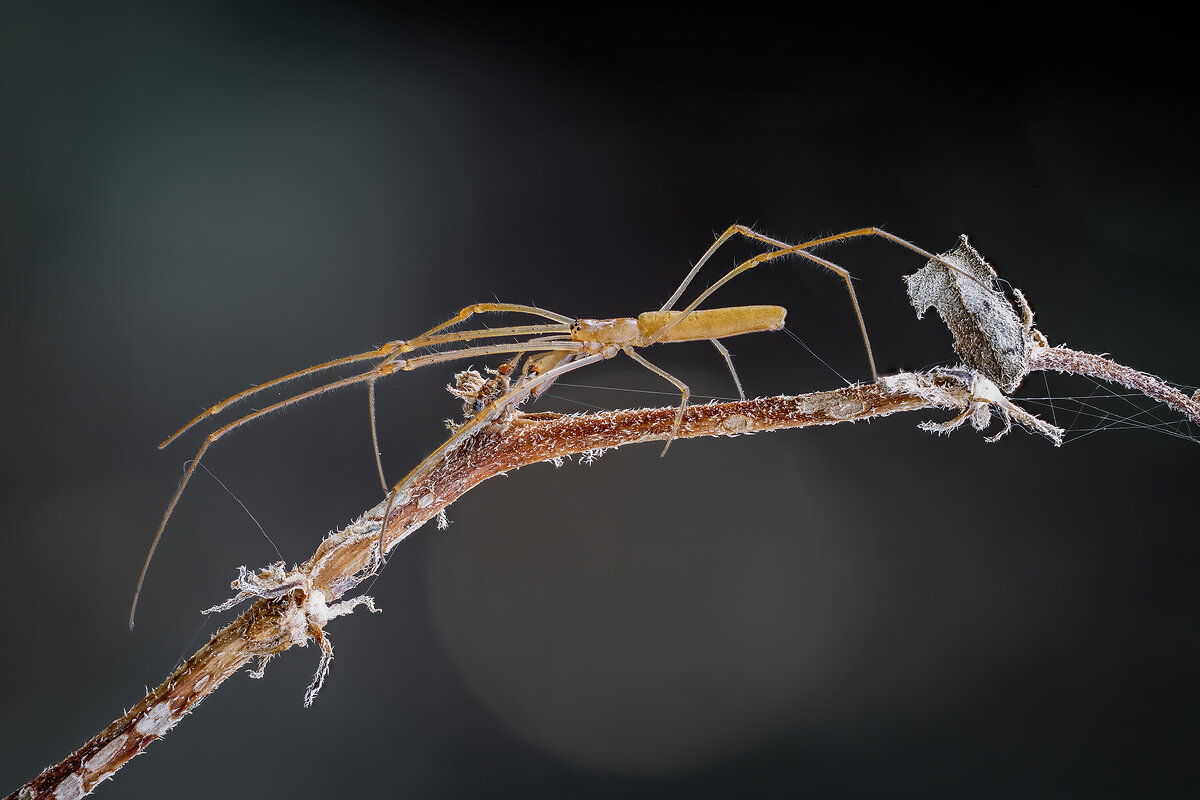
<box><xmin>1029</xmin><ymin>346</ymin><xmax>1200</xmax><ymax>426</ymax></box>
<box><xmin>11</xmin><ymin>345</ymin><xmax>1191</xmax><ymax>800</ymax></box>
<box><xmin>7</xmin><ymin>373</ymin><xmax>971</xmax><ymax>800</ymax></box>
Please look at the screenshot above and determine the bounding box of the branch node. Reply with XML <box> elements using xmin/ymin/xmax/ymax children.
<box><xmin>202</xmin><ymin>561</ymin><xmax>378</xmax><ymax>705</ymax></box>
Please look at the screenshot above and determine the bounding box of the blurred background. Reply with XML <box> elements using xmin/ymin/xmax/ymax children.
<box><xmin>2</xmin><ymin>5</ymin><xmax>1197</xmax><ymax>799</ymax></box>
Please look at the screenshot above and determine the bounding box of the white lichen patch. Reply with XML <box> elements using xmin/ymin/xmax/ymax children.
<box><xmin>135</xmin><ymin>700</ymin><xmax>177</xmax><ymax>737</ymax></box>
<box><xmin>720</xmin><ymin>413</ymin><xmax>753</xmax><ymax>434</ymax></box>
<box><xmin>417</xmin><ymin>491</ymin><xmax>435</xmax><ymax>509</ymax></box>
<box><xmin>822</xmin><ymin>395</ymin><xmax>867</xmax><ymax>420</ymax></box>
<box><xmin>193</xmin><ymin>674</ymin><xmax>210</xmax><ymax>692</ymax></box>
<box><xmin>52</xmin><ymin>773</ymin><xmax>84</xmax><ymax>800</ymax></box>
<box><xmin>793</xmin><ymin>396</ymin><xmax>819</xmax><ymax>415</ymax></box>
<box><xmin>83</xmin><ymin>734</ymin><xmax>127</xmax><ymax>774</ymax></box>
<box><xmin>303</xmin><ymin>588</ymin><xmax>332</xmax><ymax>627</ymax></box>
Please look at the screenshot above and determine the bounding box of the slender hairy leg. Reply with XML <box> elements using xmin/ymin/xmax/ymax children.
<box><xmin>163</xmin><ymin>303</ymin><xmax>574</xmax><ymax>447</ymax></box>
<box><xmin>399</xmin><ymin>302</ymin><xmax>572</xmax><ymax>351</ymax></box>
<box><xmin>372</xmin><ymin>352</ymin><xmax>610</xmax><ymax>561</ymax></box>
<box><xmin>664</xmin><ymin>242</ymin><xmax>878</xmax><ymax>380</ymax></box>
<box><xmin>136</xmin><ymin>336</ymin><xmax>583</xmax><ymax>627</ymax></box>
<box><xmin>656</xmin><ymin>225</ymin><xmax>994</xmax><ymax>383</ymax></box>
<box><xmin>366</xmin><ymin>332</ymin><xmax>578</xmax><ymax>505</ymax></box>
<box><xmin>622</xmin><ymin>347</ymin><xmax>691</xmax><ymax>455</ymax></box>
<box><xmin>161</xmin><ymin>342</ymin><xmax>405</xmax><ymax>448</ymax></box>
<box><xmin>368</xmin><ymin>379</ymin><xmax>388</xmax><ymax>495</ymax></box>
<box><xmin>709</xmin><ymin>339</ymin><xmax>745</xmax><ymax>400</ymax></box>
<box><xmin>133</xmin><ymin>365</ymin><xmax>421</xmax><ymax>627</ymax></box>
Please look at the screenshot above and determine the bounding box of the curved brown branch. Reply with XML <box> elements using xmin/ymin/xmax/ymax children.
<box><xmin>8</xmin><ymin>372</ymin><xmax>977</xmax><ymax>800</ymax></box>
<box><xmin>10</xmin><ymin>343</ymin><xmax>1193</xmax><ymax>800</ymax></box>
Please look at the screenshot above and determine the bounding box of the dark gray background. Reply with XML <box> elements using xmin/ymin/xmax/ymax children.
<box><xmin>3</xmin><ymin>6</ymin><xmax>1197</xmax><ymax>799</ymax></box>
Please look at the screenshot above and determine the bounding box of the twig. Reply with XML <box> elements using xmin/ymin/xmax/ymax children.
<box><xmin>9</xmin><ymin>371</ymin><xmax>986</xmax><ymax>800</ymax></box>
<box><xmin>8</xmin><ymin>343</ymin><xmax>1195</xmax><ymax>798</ymax></box>
<box><xmin>1029</xmin><ymin>346</ymin><xmax>1200</xmax><ymax>424</ymax></box>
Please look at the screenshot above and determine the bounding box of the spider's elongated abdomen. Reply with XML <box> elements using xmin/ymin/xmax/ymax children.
<box><xmin>638</xmin><ymin>305</ymin><xmax>787</xmax><ymax>344</ymax></box>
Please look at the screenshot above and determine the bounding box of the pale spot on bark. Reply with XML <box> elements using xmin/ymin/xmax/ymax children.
<box><xmin>720</xmin><ymin>414</ymin><xmax>752</xmax><ymax>433</ymax></box>
<box><xmin>83</xmin><ymin>734</ymin><xmax>127</xmax><ymax>773</ymax></box>
<box><xmin>135</xmin><ymin>701</ymin><xmax>177</xmax><ymax>737</ymax></box>
<box><xmin>52</xmin><ymin>773</ymin><xmax>84</xmax><ymax>800</ymax></box>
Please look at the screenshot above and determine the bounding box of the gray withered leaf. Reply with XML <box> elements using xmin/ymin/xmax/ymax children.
<box><xmin>904</xmin><ymin>236</ymin><xmax>1031</xmax><ymax>393</ymax></box>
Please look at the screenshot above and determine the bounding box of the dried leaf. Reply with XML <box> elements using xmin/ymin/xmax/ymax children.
<box><xmin>905</xmin><ymin>236</ymin><xmax>1031</xmax><ymax>392</ymax></box>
